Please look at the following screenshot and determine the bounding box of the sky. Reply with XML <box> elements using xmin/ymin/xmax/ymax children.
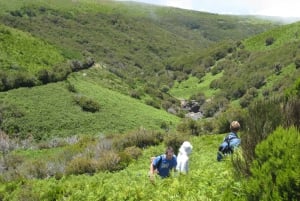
<box><xmin>120</xmin><ymin>0</ymin><xmax>300</xmax><ymax>18</ymax></box>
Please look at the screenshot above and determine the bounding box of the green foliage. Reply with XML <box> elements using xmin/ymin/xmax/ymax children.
<box><xmin>0</xmin><ymin>24</ymin><xmax>65</xmax><ymax>74</ymax></box>
<box><xmin>233</xmin><ymin>96</ymin><xmax>300</xmax><ymax>180</ymax></box>
<box><xmin>170</xmin><ymin>73</ymin><xmax>222</xmax><ymax>100</ymax></box>
<box><xmin>214</xmin><ymin>106</ymin><xmax>247</xmax><ymax>134</ymax></box>
<box><xmin>244</xmin><ymin>22</ymin><xmax>300</xmax><ymax>51</ymax></box>
<box><xmin>0</xmin><ymin>77</ymin><xmax>179</xmax><ymax>140</ymax></box>
<box><xmin>282</xmin><ymin>97</ymin><xmax>300</xmax><ymax>130</ymax></box>
<box><xmin>243</xmin><ymin>127</ymin><xmax>300</xmax><ymax>201</ymax></box>
<box><xmin>241</xmin><ymin>98</ymin><xmax>284</xmax><ymax>175</ymax></box>
<box><xmin>0</xmin><ymin>24</ymin><xmax>69</xmax><ymax>91</ymax></box>
<box><xmin>176</xmin><ymin>118</ymin><xmax>203</xmax><ymax>136</ymax></box>
<box><xmin>265</xmin><ymin>36</ymin><xmax>275</xmax><ymax>46</ymax></box>
<box><xmin>0</xmin><ymin>0</ymin><xmax>280</xmax><ymax>108</ymax></box>
<box><xmin>285</xmin><ymin>78</ymin><xmax>300</xmax><ymax>98</ymax></box>
<box><xmin>0</xmin><ymin>135</ymin><xmax>236</xmax><ymax>201</ymax></box>
<box><xmin>112</xmin><ymin>128</ymin><xmax>164</xmax><ymax>150</ymax></box>
<box><xmin>123</xmin><ymin>146</ymin><xmax>143</xmax><ymax>160</ymax></box>
<box><xmin>163</xmin><ymin>132</ymin><xmax>190</xmax><ymax>155</ymax></box>
<box><xmin>73</xmin><ymin>94</ymin><xmax>100</xmax><ymax>113</ymax></box>
<box><xmin>66</xmin><ymin>156</ymin><xmax>97</xmax><ymax>175</ymax></box>
<box><xmin>295</xmin><ymin>57</ymin><xmax>300</xmax><ymax>69</ymax></box>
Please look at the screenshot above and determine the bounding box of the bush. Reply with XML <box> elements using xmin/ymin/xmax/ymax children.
<box><xmin>282</xmin><ymin>97</ymin><xmax>300</xmax><ymax>130</ymax></box>
<box><xmin>176</xmin><ymin>119</ymin><xmax>201</xmax><ymax>136</ymax></box>
<box><xmin>295</xmin><ymin>57</ymin><xmax>300</xmax><ymax>69</ymax></box>
<box><xmin>265</xmin><ymin>37</ymin><xmax>275</xmax><ymax>46</ymax></box>
<box><xmin>96</xmin><ymin>150</ymin><xmax>121</xmax><ymax>172</ymax></box>
<box><xmin>112</xmin><ymin>128</ymin><xmax>163</xmax><ymax>150</ymax></box>
<box><xmin>243</xmin><ymin>127</ymin><xmax>300</xmax><ymax>200</ymax></box>
<box><xmin>239</xmin><ymin>93</ymin><xmax>253</xmax><ymax>108</ymax></box>
<box><xmin>145</xmin><ymin>98</ymin><xmax>160</xmax><ymax>109</ymax></box>
<box><xmin>240</xmin><ymin>98</ymin><xmax>283</xmax><ymax>175</ymax></box>
<box><xmin>123</xmin><ymin>146</ymin><xmax>142</xmax><ymax>160</ymax></box>
<box><xmin>163</xmin><ymin>132</ymin><xmax>190</xmax><ymax>155</ymax></box>
<box><xmin>65</xmin><ymin>156</ymin><xmax>97</xmax><ymax>175</ymax></box>
<box><xmin>73</xmin><ymin>95</ymin><xmax>100</xmax><ymax>112</ymax></box>
<box><xmin>24</xmin><ymin>160</ymin><xmax>49</xmax><ymax>179</ymax></box>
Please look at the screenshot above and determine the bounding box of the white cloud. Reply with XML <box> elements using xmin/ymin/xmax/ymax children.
<box><xmin>254</xmin><ymin>1</ymin><xmax>300</xmax><ymax>17</ymax></box>
<box><xmin>123</xmin><ymin>0</ymin><xmax>300</xmax><ymax>18</ymax></box>
<box><xmin>162</xmin><ymin>0</ymin><xmax>194</xmax><ymax>10</ymax></box>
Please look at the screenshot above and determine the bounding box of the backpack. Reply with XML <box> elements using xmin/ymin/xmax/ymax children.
<box><xmin>150</xmin><ymin>155</ymin><xmax>162</xmax><ymax>170</ymax></box>
<box><xmin>217</xmin><ymin>133</ymin><xmax>240</xmax><ymax>161</ymax></box>
<box><xmin>218</xmin><ymin>138</ymin><xmax>233</xmax><ymax>154</ymax></box>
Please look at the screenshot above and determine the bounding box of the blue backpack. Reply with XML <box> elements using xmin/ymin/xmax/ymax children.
<box><xmin>217</xmin><ymin>132</ymin><xmax>240</xmax><ymax>161</ymax></box>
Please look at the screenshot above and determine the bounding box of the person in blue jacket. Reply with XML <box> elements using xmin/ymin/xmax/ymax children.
<box><xmin>149</xmin><ymin>146</ymin><xmax>177</xmax><ymax>181</ymax></box>
<box><xmin>217</xmin><ymin>121</ymin><xmax>241</xmax><ymax>161</ymax></box>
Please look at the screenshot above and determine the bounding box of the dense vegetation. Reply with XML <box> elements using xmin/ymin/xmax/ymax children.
<box><xmin>0</xmin><ymin>0</ymin><xmax>299</xmax><ymax>200</ymax></box>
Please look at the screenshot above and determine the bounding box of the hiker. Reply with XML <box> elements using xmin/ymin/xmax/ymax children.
<box><xmin>149</xmin><ymin>146</ymin><xmax>177</xmax><ymax>181</ymax></box>
<box><xmin>176</xmin><ymin>141</ymin><xmax>193</xmax><ymax>174</ymax></box>
<box><xmin>217</xmin><ymin>121</ymin><xmax>241</xmax><ymax>161</ymax></box>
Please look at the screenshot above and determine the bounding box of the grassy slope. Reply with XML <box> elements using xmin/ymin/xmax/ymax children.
<box><xmin>0</xmin><ymin>71</ymin><xmax>179</xmax><ymax>139</ymax></box>
<box><xmin>243</xmin><ymin>21</ymin><xmax>300</xmax><ymax>51</ymax></box>
<box><xmin>169</xmin><ymin>72</ymin><xmax>223</xmax><ymax>99</ymax></box>
<box><xmin>173</xmin><ymin>22</ymin><xmax>300</xmax><ymax>102</ymax></box>
<box><xmin>0</xmin><ymin>0</ymin><xmax>278</xmax><ymax>140</ymax></box>
<box><xmin>243</xmin><ymin>22</ymin><xmax>300</xmax><ymax>98</ymax></box>
<box><xmin>0</xmin><ymin>134</ymin><xmax>236</xmax><ymax>201</ymax></box>
<box><xmin>0</xmin><ymin>24</ymin><xmax>65</xmax><ymax>73</ymax></box>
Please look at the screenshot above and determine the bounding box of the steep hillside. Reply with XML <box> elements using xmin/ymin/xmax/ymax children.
<box><xmin>0</xmin><ymin>0</ymin><xmax>278</xmax><ymax>93</ymax></box>
<box><xmin>0</xmin><ymin>24</ymin><xmax>67</xmax><ymax>90</ymax></box>
<box><xmin>172</xmin><ymin>21</ymin><xmax>300</xmax><ymax>117</ymax></box>
<box><xmin>0</xmin><ymin>0</ymin><xmax>281</xmax><ymax>140</ymax></box>
<box><xmin>0</xmin><ymin>68</ymin><xmax>179</xmax><ymax>140</ymax></box>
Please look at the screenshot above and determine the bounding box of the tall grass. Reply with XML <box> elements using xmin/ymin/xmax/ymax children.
<box><xmin>0</xmin><ymin>134</ymin><xmax>237</xmax><ymax>201</ymax></box>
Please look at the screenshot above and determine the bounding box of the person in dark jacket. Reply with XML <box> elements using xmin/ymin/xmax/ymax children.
<box><xmin>217</xmin><ymin>121</ymin><xmax>241</xmax><ymax>161</ymax></box>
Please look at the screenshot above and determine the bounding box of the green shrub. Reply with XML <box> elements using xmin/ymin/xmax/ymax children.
<box><xmin>240</xmin><ymin>93</ymin><xmax>253</xmax><ymax>108</ymax></box>
<box><xmin>65</xmin><ymin>156</ymin><xmax>97</xmax><ymax>175</ymax></box>
<box><xmin>295</xmin><ymin>57</ymin><xmax>300</xmax><ymax>69</ymax></box>
<box><xmin>240</xmin><ymin>98</ymin><xmax>283</xmax><ymax>175</ymax></box>
<box><xmin>176</xmin><ymin>118</ymin><xmax>201</xmax><ymax>136</ymax></box>
<box><xmin>215</xmin><ymin>106</ymin><xmax>246</xmax><ymax>134</ymax></box>
<box><xmin>112</xmin><ymin>128</ymin><xmax>163</xmax><ymax>150</ymax></box>
<box><xmin>200</xmin><ymin>119</ymin><xmax>215</xmax><ymax>134</ymax></box>
<box><xmin>282</xmin><ymin>97</ymin><xmax>300</xmax><ymax>130</ymax></box>
<box><xmin>123</xmin><ymin>146</ymin><xmax>142</xmax><ymax>160</ymax></box>
<box><xmin>163</xmin><ymin>132</ymin><xmax>190</xmax><ymax>155</ymax></box>
<box><xmin>243</xmin><ymin>127</ymin><xmax>300</xmax><ymax>201</ymax></box>
<box><xmin>130</xmin><ymin>89</ymin><xmax>141</xmax><ymax>99</ymax></box>
<box><xmin>265</xmin><ymin>37</ymin><xmax>275</xmax><ymax>46</ymax></box>
<box><xmin>118</xmin><ymin>151</ymin><xmax>133</xmax><ymax>169</ymax></box>
<box><xmin>25</xmin><ymin>160</ymin><xmax>48</xmax><ymax>179</ymax></box>
<box><xmin>73</xmin><ymin>95</ymin><xmax>100</xmax><ymax>113</ymax></box>
<box><xmin>96</xmin><ymin>150</ymin><xmax>121</xmax><ymax>172</ymax></box>
<box><xmin>145</xmin><ymin>98</ymin><xmax>160</xmax><ymax>109</ymax></box>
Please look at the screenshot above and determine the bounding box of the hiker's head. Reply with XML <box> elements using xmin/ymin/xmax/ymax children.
<box><xmin>165</xmin><ymin>146</ymin><xmax>174</xmax><ymax>160</ymax></box>
<box><xmin>230</xmin><ymin>121</ymin><xmax>240</xmax><ymax>132</ymax></box>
